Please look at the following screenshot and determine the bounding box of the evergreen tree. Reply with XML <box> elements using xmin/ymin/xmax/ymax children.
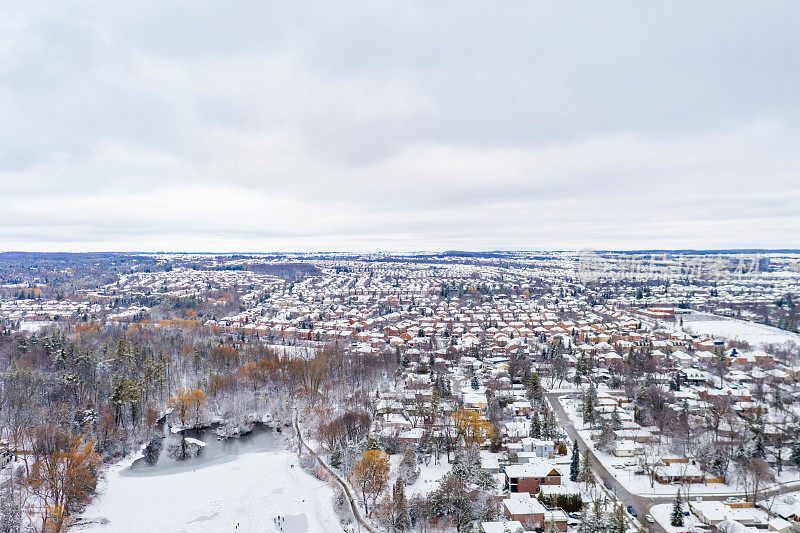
<box><xmin>418</xmin><ymin>429</ymin><xmax>433</xmax><ymax>465</ymax></box>
<box><xmin>772</xmin><ymin>388</ymin><xmax>783</xmax><ymax>410</ymax></box>
<box><xmin>671</xmin><ymin>490</ymin><xmax>684</xmax><ymax>527</ymax></box>
<box><xmin>392</xmin><ymin>478</ymin><xmax>410</xmax><ymax>531</ymax></box>
<box><xmin>579</xmin><ymin>450</ymin><xmax>594</xmax><ymax>486</ymax></box>
<box><xmin>529</xmin><ymin>372</ymin><xmax>543</xmax><ymax>403</ymax></box>
<box><xmin>574</xmin><ymin>355</ymin><xmax>584</xmax><ymax>385</ymax></box>
<box><xmin>610</xmin><ymin>408</ymin><xmax>622</xmax><ymax>430</ymax></box>
<box><xmin>570</xmin><ymin>440</ymin><xmax>580</xmax><ymax>482</ymax></box>
<box><xmin>752</xmin><ymin>434</ymin><xmax>767</xmax><ymax>459</ymax></box>
<box><xmin>530</xmin><ymin>412</ymin><xmax>542</xmax><ymax>439</ymax></box>
<box><xmin>543</xmin><ymin>409</ymin><xmax>557</xmax><ymax>439</ymax></box>
<box><xmin>399</xmin><ymin>447</ymin><xmax>420</xmax><ymax>485</ymax></box>
<box><xmin>612</xmin><ymin>503</ymin><xmax>627</xmax><ymax>533</ymax></box>
<box><xmin>583</xmin><ymin>382</ymin><xmax>597</xmax><ymax>426</ymax></box>
<box><xmin>578</xmin><ymin>501</ymin><xmax>608</xmax><ymax>533</ymax></box>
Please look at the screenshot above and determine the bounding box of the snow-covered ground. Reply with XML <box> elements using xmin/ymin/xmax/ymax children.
<box><xmin>671</xmin><ymin>312</ymin><xmax>800</xmax><ymax>347</ymax></box>
<box><xmin>19</xmin><ymin>320</ymin><xmax>53</xmax><ymax>332</ymax></box>
<box><xmin>650</xmin><ymin>502</ymin><xmax>701</xmax><ymax>533</ymax></box>
<box><xmin>406</xmin><ymin>455</ymin><xmax>453</xmax><ymax>496</ymax></box>
<box><xmin>76</xmin><ymin>448</ymin><xmax>341</xmax><ymax>532</ymax></box>
<box><xmin>266</xmin><ymin>344</ymin><xmax>319</xmax><ymax>359</ymax></box>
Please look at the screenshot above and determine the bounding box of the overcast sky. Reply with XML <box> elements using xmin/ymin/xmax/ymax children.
<box><xmin>2</xmin><ymin>1</ymin><xmax>799</xmax><ymax>252</ymax></box>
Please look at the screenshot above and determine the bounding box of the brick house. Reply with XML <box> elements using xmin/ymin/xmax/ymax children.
<box><xmin>503</xmin><ymin>492</ymin><xmax>546</xmax><ymax>526</ymax></box>
<box><xmin>504</xmin><ymin>462</ymin><xmax>562</xmax><ymax>494</ymax></box>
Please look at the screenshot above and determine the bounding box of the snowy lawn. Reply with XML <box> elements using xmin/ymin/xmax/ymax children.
<box><xmin>76</xmin><ymin>449</ymin><xmax>341</xmax><ymax>533</ymax></box>
<box><xmin>649</xmin><ymin>503</ymin><xmax>701</xmax><ymax>533</ymax></box>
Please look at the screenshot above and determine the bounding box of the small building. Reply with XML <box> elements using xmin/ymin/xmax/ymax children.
<box><xmin>613</xmin><ymin>440</ymin><xmax>642</xmax><ymax>457</ymax></box>
<box><xmin>691</xmin><ymin>500</ymin><xmax>766</xmax><ymax>526</ymax></box>
<box><xmin>544</xmin><ymin>509</ymin><xmax>569</xmax><ymax>532</ymax></box>
<box><xmin>768</xmin><ymin>518</ymin><xmax>794</xmax><ymax>533</ymax></box>
<box><xmin>519</xmin><ymin>437</ymin><xmax>554</xmax><ymax>459</ymax></box>
<box><xmin>654</xmin><ymin>461</ymin><xmax>704</xmax><ymax>484</ymax></box>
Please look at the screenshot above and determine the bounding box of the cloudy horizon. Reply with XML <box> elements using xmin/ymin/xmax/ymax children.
<box><xmin>2</xmin><ymin>1</ymin><xmax>800</xmax><ymax>252</ymax></box>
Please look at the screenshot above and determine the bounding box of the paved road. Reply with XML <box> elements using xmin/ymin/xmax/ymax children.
<box><xmin>546</xmin><ymin>391</ymin><xmax>800</xmax><ymax>533</ymax></box>
<box><xmin>546</xmin><ymin>392</ymin><xmax>665</xmax><ymax>533</ymax></box>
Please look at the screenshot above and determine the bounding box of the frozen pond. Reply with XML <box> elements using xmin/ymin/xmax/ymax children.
<box><xmin>76</xmin><ymin>425</ymin><xmax>341</xmax><ymax>533</ymax></box>
<box><xmin>124</xmin><ymin>424</ymin><xmax>282</xmax><ymax>476</ymax></box>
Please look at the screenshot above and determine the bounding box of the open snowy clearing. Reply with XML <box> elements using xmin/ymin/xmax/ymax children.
<box><xmin>267</xmin><ymin>344</ymin><xmax>319</xmax><ymax>359</ymax></box>
<box><xmin>671</xmin><ymin>312</ymin><xmax>800</xmax><ymax>347</ymax></box>
<box><xmin>76</xmin><ymin>448</ymin><xmax>341</xmax><ymax>533</ymax></box>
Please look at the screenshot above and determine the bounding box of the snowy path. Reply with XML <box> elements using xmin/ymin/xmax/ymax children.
<box><xmin>293</xmin><ymin>413</ymin><xmax>380</xmax><ymax>533</ymax></box>
<box><xmin>75</xmin><ymin>448</ymin><xmax>341</xmax><ymax>532</ymax></box>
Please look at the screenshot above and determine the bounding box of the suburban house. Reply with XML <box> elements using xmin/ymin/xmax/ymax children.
<box><xmin>654</xmin><ymin>460</ymin><xmax>705</xmax><ymax>484</ymax></box>
<box><xmin>519</xmin><ymin>437</ymin><xmax>554</xmax><ymax>458</ymax></box>
<box><xmin>613</xmin><ymin>440</ymin><xmax>642</xmax><ymax>457</ymax></box>
<box><xmin>503</xmin><ymin>492</ymin><xmax>546</xmax><ymax>526</ymax></box>
<box><xmin>505</xmin><ymin>461</ymin><xmax>562</xmax><ymax>494</ymax></box>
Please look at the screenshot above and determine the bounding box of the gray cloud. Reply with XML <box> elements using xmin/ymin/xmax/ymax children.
<box><xmin>1</xmin><ymin>1</ymin><xmax>799</xmax><ymax>251</ymax></box>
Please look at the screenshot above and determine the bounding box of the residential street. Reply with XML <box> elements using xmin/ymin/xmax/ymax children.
<box><xmin>546</xmin><ymin>392</ymin><xmax>669</xmax><ymax>533</ymax></box>
<box><xmin>547</xmin><ymin>392</ymin><xmax>800</xmax><ymax>533</ymax></box>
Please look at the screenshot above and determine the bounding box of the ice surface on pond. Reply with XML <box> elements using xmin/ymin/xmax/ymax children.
<box><xmin>77</xmin><ymin>435</ymin><xmax>340</xmax><ymax>532</ymax></box>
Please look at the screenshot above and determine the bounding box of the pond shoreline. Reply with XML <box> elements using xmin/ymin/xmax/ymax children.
<box><xmin>73</xmin><ymin>417</ymin><xmax>341</xmax><ymax>532</ymax></box>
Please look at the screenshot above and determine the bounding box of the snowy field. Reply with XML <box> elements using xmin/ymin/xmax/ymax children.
<box><xmin>19</xmin><ymin>320</ymin><xmax>53</xmax><ymax>332</ymax></box>
<box><xmin>76</xmin><ymin>448</ymin><xmax>341</xmax><ymax>533</ymax></box>
<box><xmin>267</xmin><ymin>344</ymin><xmax>319</xmax><ymax>359</ymax></box>
<box><xmin>672</xmin><ymin>312</ymin><xmax>800</xmax><ymax>347</ymax></box>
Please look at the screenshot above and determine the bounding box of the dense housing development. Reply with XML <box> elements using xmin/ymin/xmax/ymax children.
<box><xmin>1</xmin><ymin>250</ymin><xmax>799</xmax><ymax>533</ymax></box>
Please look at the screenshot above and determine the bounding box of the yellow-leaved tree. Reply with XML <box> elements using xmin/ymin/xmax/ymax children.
<box><xmin>350</xmin><ymin>449</ymin><xmax>390</xmax><ymax>515</ymax></box>
<box><xmin>168</xmin><ymin>388</ymin><xmax>206</xmax><ymax>426</ymax></box>
<box><xmin>453</xmin><ymin>409</ymin><xmax>494</xmax><ymax>446</ymax></box>
<box><xmin>27</xmin><ymin>428</ymin><xmax>101</xmax><ymax>532</ymax></box>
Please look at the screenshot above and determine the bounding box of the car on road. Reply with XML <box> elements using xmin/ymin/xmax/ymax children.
<box><xmin>604</xmin><ymin>481</ymin><xmax>613</xmax><ymax>490</ymax></box>
<box><xmin>645</xmin><ymin>514</ymin><xmax>655</xmax><ymax>523</ymax></box>
<box><xmin>627</xmin><ymin>506</ymin><xmax>638</xmax><ymax>517</ymax></box>
<box><xmin>625</xmin><ymin>460</ymin><xmax>637</xmax><ymax>466</ymax></box>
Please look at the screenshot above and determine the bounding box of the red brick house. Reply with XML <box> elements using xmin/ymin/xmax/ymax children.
<box><xmin>504</xmin><ymin>462</ymin><xmax>562</xmax><ymax>494</ymax></box>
